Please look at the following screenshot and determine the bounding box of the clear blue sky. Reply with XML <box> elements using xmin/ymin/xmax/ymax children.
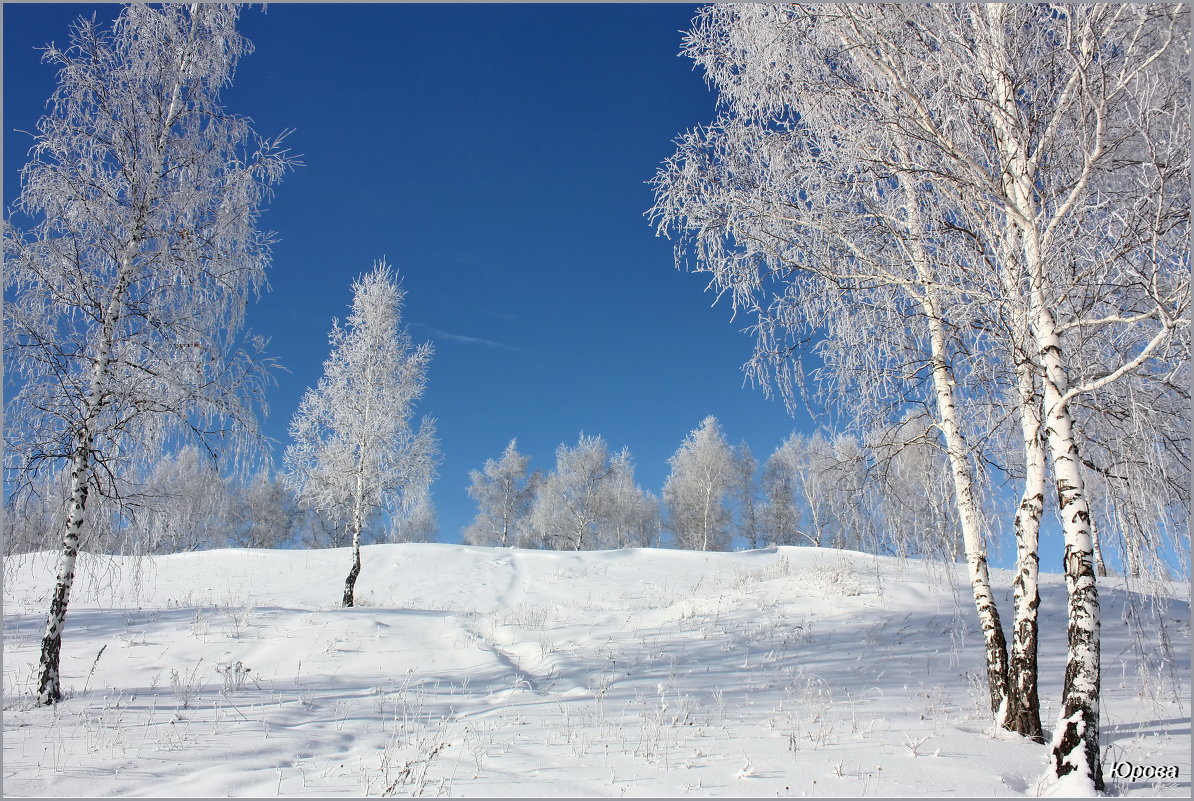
<box><xmin>4</xmin><ymin>3</ymin><xmax>815</xmax><ymax>545</ymax></box>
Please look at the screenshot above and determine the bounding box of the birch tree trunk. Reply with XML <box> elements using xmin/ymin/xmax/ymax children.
<box><xmin>900</xmin><ymin>153</ymin><xmax>1011</xmax><ymax>726</ymax></box>
<box><xmin>1006</xmin><ymin>364</ymin><xmax>1046</xmax><ymax>742</ymax></box>
<box><xmin>36</xmin><ymin>439</ymin><xmax>91</xmax><ymax>704</ymax></box>
<box><xmin>1089</xmin><ymin>514</ymin><xmax>1108</xmax><ymax>579</ymax></box>
<box><xmin>341</xmin><ymin>482</ymin><xmax>362</xmax><ymax>608</ymax></box>
<box><xmin>992</xmin><ymin>208</ymin><xmax>1046</xmax><ymax>743</ymax></box>
<box><xmin>1033</xmin><ymin>290</ymin><xmax>1104</xmax><ymax>791</ymax></box>
<box><xmin>344</xmin><ymin>382</ymin><xmax>373</xmax><ymax>607</ymax></box>
<box><xmin>920</xmin><ymin>287</ymin><xmax>1011</xmax><ymax>725</ymax></box>
<box><xmin>35</xmin><ymin>238</ymin><xmax>139</xmax><ymax>704</ymax></box>
<box><xmin>701</xmin><ymin>478</ymin><xmax>713</xmax><ymax>552</ymax></box>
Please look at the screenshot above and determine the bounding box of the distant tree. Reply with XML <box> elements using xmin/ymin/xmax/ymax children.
<box><xmin>762</xmin><ymin>432</ymin><xmax>846</xmax><ymax>548</ymax></box>
<box><xmin>135</xmin><ymin>446</ymin><xmax>232</xmax><ymax>553</ymax></box>
<box><xmin>790</xmin><ymin>433</ymin><xmax>880</xmax><ymax>553</ymax></box>
<box><xmin>228</xmin><ymin>470</ymin><xmax>298</xmax><ymax>549</ymax></box>
<box><xmin>730</xmin><ymin>443</ymin><xmax>765</xmax><ymax>549</ymax></box>
<box><xmin>663</xmin><ymin>417</ymin><xmax>734</xmax><ymax>552</ymax></box>
<box><xmin>760</xmin><ymin>441</ymin><xmax>802</xmax><ymax>547</ymax></box>
<box><xmin>283</xmin><ymin>263</ymin><xmax>437</xmax><ymax>607</ymax></box>
<box><xmin>387</xmin><ymin>484</ymin><xmax>438</xmax><ymax>544</ymax></box>
<box><xmin>3</xmin><ymin>466</ymin><xmax>122</xmax><ymax>557</ymax></box>
<box><xmin>604</xmin><ymin>448</ymin><xmax>663</xmax><ymax>549</ymax></box>
<box><xmin>3</xmin><ymin>4</ymin><xmax>292</xmax><ymax>705</ymax></box>
<box><xmin>526</xmin><ymin>434</ymin><xmax>617</xmax><ymax>551</ymax></box>
<box><xmin>3</xmin><ymin>469</ymin><xmax>67</xmax><ymax>557</ymax></box>
<box><xmin>463</xmin><ymin>440</ymin><xmax>539</xmax><ymax>547</ymax></box>
<box><xmin>870</xmin><ymin>417</ymin><xmax>959</xmax><ymax>562</ymax></box>
<box><xmin>294</xmin><ymin>505</ymin><xmax>350</xmax><ymax>550</ymax></box>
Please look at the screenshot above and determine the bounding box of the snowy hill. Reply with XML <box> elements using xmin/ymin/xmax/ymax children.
<box><xmin>3</xmin><ymin>544</ymin><xmax>1188</xmax><ymax>797</ymax></box>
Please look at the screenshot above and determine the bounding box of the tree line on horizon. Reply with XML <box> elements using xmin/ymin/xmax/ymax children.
<box><xmin>461</xmin><ymin>418</ymin><xmax>962</xmax><ymax>558</ymax></box>
<box><xmin>4</xmin><ymin>411</ymin><xmax>956</xmax><ymax>560</ymax></box>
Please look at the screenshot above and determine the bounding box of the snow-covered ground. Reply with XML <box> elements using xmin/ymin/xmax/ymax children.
<box><xmin>2</xmin><ymin>544</ymin><xmax>1188</xmax><ymax>797</ymax></box>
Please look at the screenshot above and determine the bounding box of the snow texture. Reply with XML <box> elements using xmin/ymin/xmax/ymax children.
<box><xmin>2</xmin><ymin>544</ymin><xmax>1188</xmax><ymax>797</ymax></box>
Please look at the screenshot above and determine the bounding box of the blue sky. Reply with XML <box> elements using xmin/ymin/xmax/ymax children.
<box><xmin>4</xmin><ymin>3</ymin><xmax>814</xmax><ymax>545</ymax></box>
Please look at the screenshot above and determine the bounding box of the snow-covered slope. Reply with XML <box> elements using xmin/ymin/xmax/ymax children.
<box><xmin>3</xmin><ymin>544</ymin><xmax>1188</xmax><ymax>797</ymax></box>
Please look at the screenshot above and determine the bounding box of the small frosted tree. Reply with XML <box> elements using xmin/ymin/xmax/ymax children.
<box><xmin>3</xmin><ymin>4</ymin><xmax>292</xmax><ymax>705</ymax></box>
<box><xmin>663</xmin><ymin>416</ymin><xmax>734</xmax><ymax>552</ymax></box>
<box><xmin>283</xmin><ymin>263</ymin><xmax>437</xmax><ymax>607</ymax></box>
<box><xmin>765</xmin><ymin>433</ymin><xmax>836</xmax><ymax>548</ymax></box>
<box><xmin>463</xmin><ymin>440</ymin><xmax>538</xmax><ymax>547</ymax></box>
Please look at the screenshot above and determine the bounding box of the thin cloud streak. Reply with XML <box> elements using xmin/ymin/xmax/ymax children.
<box><xmin>413</xmin><ymin>323</ymin><xmax>522</xmax><ymax>352</ymax></box>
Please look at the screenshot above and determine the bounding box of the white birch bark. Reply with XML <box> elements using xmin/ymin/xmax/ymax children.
<box><xmin>980</xmin><ymin>5</ymin><xmax>1101</xmax><ymax>785</ymax></box>
<box><xmin>919</xmin><ymin>284</ymin><xmax>1010</xmax><ymax>725</ymax></box>
<box><xmin>989</xmin><ymin>204</ymin><xmax>1047</xmax><ymax>742</ymax></box>
<box><xmin>343</xmin><ymin>360</ymin><xmax>374</xmax><ymax>607</ymax></box>
<box><xmin>1007</xmin><ymin>361</ymin><xmax>1046</xmax><ymax>742</ymax></box>
<box><xmin>343</xmin><ymin>460</ymin><xmax>367</xmax><ymax>607</ymax></box>
<box><xmin>663</xmin><ymin>417</ymin><xmax>733</xmax><ymax>552</ymax></box>
<box><xmin>1089</xmin><ymin>514</ymin><xmax>1108</xmax><ymax>579</ymax></box>
<box><xmin>899</xmin><ymin>145</ymin><xmax>1012</xmax><ymax>726</ymax></box>
<box><xmin>35</xmin><ymin>441</ymin><xmax>90</xmax><ymax>704</ymax></box>
<box><xmin>1032</xmin><ymin>287</ymin><xmax>1104</xmax><ymax>790</ymax></box>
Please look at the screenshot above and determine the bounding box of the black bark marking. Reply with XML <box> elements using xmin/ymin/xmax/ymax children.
<box><xmin>1054</xmin><ymin>540</ymin><xmax>1103</xmax><ymax>790</ymax></box>
<box><xmin>343</xmin><ymin>550</ymin><xmax>362</xmax><ymax>608</ymax></box>
<box><xmin>1053</xmin><ymin>709</ymin><xmax>1105</xmax><ymax>791</ymax></box>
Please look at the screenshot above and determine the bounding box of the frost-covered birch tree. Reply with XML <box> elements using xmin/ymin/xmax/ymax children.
<box><xmin>283</xmin><ymin>263</ymin><xmax>437</xmax><ymax>607</ymax></box>
<box><xmin>651</xmin><ymin>4</ymin><xmax>1188</xmax><ymax>787</ymax></box>
<box><xmin>663</xmin><ymin>416</ymin><xmax>734</xmax><ymax>552</ymax></box>
<box><xmin>816</xmin><ymin>5</ymin><xmax>1188</xmax><ymax>782</ymax></box>
<box><xmin>3</xmin><ymin>4</ymin><xmax>292</xmax><ymax>705</ymax></box>
<box><xmin>463</xmin><ymin>440</ymin><xmax>539</xmax><ymax>547</ymax></box>
<box><xmin>651</xmin><ymin>8</ymin><xmax>1015</xmax><ymax>733</ymax></box>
